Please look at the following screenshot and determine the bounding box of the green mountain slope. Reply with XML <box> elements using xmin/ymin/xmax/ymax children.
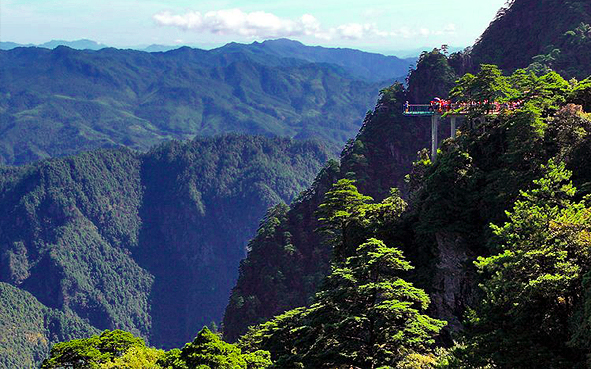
<box><xmin>39</xmin><ymin>70</ymin><xmax>591</xmax><ymax>367</ymax></box>
<box><xmin>0</xmin><ymin>135</ymin><xmax>330</xmax><ymax>367</ymax></box>
<box><xmin>223</xmin><ymin>30</ymin><xmax>591</xmax><ymax>344</ymax></box>
<box><xmin>222</xmin><ymin>52</ymin><xmax>451</xmax><ymax>341</ymax></box>
<box><xmin>0</xmin><ymin>283</ymin><xmax>99</xmax><ymax>368</ymax></box>
<box><xmin>471</xmin><ymin>0</ymin><xmax>591</xmax><ymax>77</ymax></box>
<box><xmin>224</xmin><ymin>0</ymin><xmax>591</xmax><ymax>356</ymax></box>
<box><xmin>226</xmin><ymin>38</ymin><xmax>415</xmax><ymax>82</ymax></box>
<box><xmin>0</xmin><ymin>43</ymin><xmax>401</xmax><ymax>166</ymax></box>
<box><xmin>223</xmin><ymin>0</ymin><xmax>591</xmax><ymax>341</ymax></box>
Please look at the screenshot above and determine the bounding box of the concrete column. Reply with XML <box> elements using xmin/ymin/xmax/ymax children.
<box><xmin>451</xmin><ymin>117</ymin><xmax>457</xmax><ymax>138</ymax></box>
<box><xmin>431</xmin><ymin>114</ymin><xmax>439</xmax><ymax>160</ymax></box>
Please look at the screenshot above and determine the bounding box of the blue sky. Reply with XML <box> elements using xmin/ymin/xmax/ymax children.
<box><xmin>1</xmin><ymin>0</ymin><xmax>508</xmax><ymax>53</ymax></box>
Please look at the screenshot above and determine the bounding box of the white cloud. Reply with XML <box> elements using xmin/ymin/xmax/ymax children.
<box><xmin>336</xmin><ymin>23</ymin><xmax>365</xmax><ymax>40</ymax></box>
<box><xmin>443</xmin><ymin>23</ymin><xmax>457</xmax><ymax>34</ymax></box>
<box><xmin>154</xmin><ymin>9</ymin><xmax>323</xmax><ymax>39</ymax></box>
<box><xmin>153</xmin><ymin>9</ymin><xmax>458</xmax><ymax>42</ymax></box>
<box><xmin>335</xmin><ymin>23</ymin><xmax>390</xmax><ymax>40</ymax></box>
<box><xmin>419</xmin><ymin>28</ymin><xmax>430</xmax><ymax>37</ymax></box>
<box><xmin>153</xmin><ymin>9</ymin><xmax>397</xmax><ymax>41</ymax></box>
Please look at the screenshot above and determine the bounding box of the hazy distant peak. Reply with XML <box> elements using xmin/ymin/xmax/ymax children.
<box><xmin>261</xmin><ymin>38</ymin><xmax>305</xmax><ymax>46</ymax></box>
<box><xmin>38</xmin><ymin>39</ymin><xmax>106</xmax><ymax>50</ymax></box>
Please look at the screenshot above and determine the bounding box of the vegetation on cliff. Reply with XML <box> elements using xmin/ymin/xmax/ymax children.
<box><xmin>17</xmin><ymin>1</ymin><xmax>591</xmax><ymax>367</ymax></box>
<box><xmin>222</xmin><ymin>56</ymin><xmax>591</xmax><ymax>367</ymax></box>
<box><xmin>41</xmin><ymin>328</ymin><xmax>272</xmax><ymax>369</ymax></box>
<box><xmin>471</xmin><ymin>0</ymin><xmax>591</xmax><ymax>78</ymax></box>
<box><xmin>238</xmin><ymin>182</ymin><xmax>445</xmax><ymax>368</ymax></box>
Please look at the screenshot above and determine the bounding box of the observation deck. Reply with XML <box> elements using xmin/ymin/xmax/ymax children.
<box><xmin>402</xmin><ymin>101</ymin><xmax>516</xmax><ymax>160</ymax></box>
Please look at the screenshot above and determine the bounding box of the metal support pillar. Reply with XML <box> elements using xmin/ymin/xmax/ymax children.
<box><xmin>451</xmin><ymin>117</ymin><xmax>457</xmax><ymax>138</ymax></box>
<box><xmin>431</xmin><ymin>114</ymin><xmax>439</xmax><ymax>160</ymax></box>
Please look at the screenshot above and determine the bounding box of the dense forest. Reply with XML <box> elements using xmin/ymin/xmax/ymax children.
<box><xmin>470</xmin><ymin>0</ymin><xmax>591</xmax><ymax>79</ymax></box>
<box><xmin>40</xmin><ymin>65</ymin><xmax>591</xmax><ymax>369</ymax></box>
<box><xmin>0</xmin><ymin>40</ymin><xmax>413</xmax><ymax>166</ymax></box>
<box><xmin>8</xmin><ymin>0</ymin><xmax>591</xmax><ymax>367</ymax></box>
<box><xmin>0</xmin><ymin>135</ymin><xmax>330</xmax><ymax>367</ymax></box>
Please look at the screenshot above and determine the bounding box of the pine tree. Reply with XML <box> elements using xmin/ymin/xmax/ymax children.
<box><xmin>170</xmin><ymin>327</ymin><xmax>272</xmax><ymax>369</ymax></box>
<box><xmin>462</xmin><ymin>160</ymin><xmax>591</xmax><ymax>368</ymax></box>
<box><xmin>241</xmin><ymin>239</ymin><xmax>445</xmax><ymax>369</ymax></box>
<box><xmin>316</xmin><ymin>179</ymin><xmax>373</xmax><ymax>259</ymax></box>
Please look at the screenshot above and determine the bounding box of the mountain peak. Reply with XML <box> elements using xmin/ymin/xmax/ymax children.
<box><xmin>39</xmin><ymin>39</ymin><xmax>105</xmax><ymax>50</ymax></box>
<box><xmin>471</xmin><ymin>0</ymin><xmax>591</xmax><ymax>72</ymax></box>
<box><xmin>261</xmin><ymin>38</ymin><xmax>305</xmax><ymax>47</ymax></box>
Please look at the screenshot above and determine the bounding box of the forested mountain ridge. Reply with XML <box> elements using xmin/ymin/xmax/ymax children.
<box><xmin>223</xmin><ymin>50</ymin><xmax>453</xmax><ymax>342</ymax></box>
<box><xmin>223</xmin><ymin>38</ymin><xmax>415</xmax><ymax>82</ymax></box>
<box><xmin>0</xmin><ymin>38</ymin><xmax>414</xmax><ymax>82</ymax></box>
<box><xmin>0</xmin><ymin>283</ymin><xmax>99</xmax><ymax>368</ymax></box>
<box><xmin>470</xmin><ymin>0</ymin><xmax>591</xmax><ymax>78</ymax></box>
<box><xmin>0</xmin><ymin>41</ymin><xmax>412</xmax><ymax>166</ymax></box>
<box><xmin>224</xmin><ymin>0</ymin><xmax>591</xmax><ymax>349</ymax></box>
<box><xmin>0</xmin><ymin>135</ymin><xmax>331</xmax><ymax>368</ymax></box>
<box><xmin>40</xmin><ymin>66</ymin><xmax>591</xmax><ymax>368</ymax></box>
<box><xmin>13</xmin><ymin>0</ymin><xmax>591</xmax><ymax>366</ymax></box>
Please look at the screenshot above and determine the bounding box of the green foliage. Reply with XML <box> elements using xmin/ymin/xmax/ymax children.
<box><xmin>101</xmin><ymin>346</ymin><xmax>165</xmax><ymax>369</ymax></box>
<box><xmin>450</xmin><ymin>65</ymin><xmax>515</xmax><ymax>112</ymax></box>
<box><xmin>241</xmin><ymin>239</ymin><xmax>445</xmax><ymax>368</ymax></box>
<box><xmin>413</xmin><ymin>67</ymin><xmax>579</xmax><ymax>246</ymax></box>
<box><xmin>0</xmin><ymin>135</ymin><xmax>330</xmax><ymax>365</ymax></box>
<box><xmin>471</xmin><ymin>0</ymin><xmax>591</xmax><ymax>77</ymax></box>
<box><xmin>460</xmin><ymin>160</ymin><xmax>591</xmax><ymax>368</ymax></box>
<box><xmin>163</xmin><ymin>327</ymin><xmax>271</xmax><ymax>369</ymax></box>
<box><xmin>569</xmin><ymin>76</ymin><xmax>591</xmax><ymax>111</ymax></box>
<box><xmin>41</xmin><ymin>329</ymin><xmax>150</xmax><ymax>368</ymax></box>
<box><xmin>0</xmin><ymin>282</ymin><xmax>99</xmax><ymax>368</ymax></box>
<box><xmin>41</xmin><ymin>328</ymin><xmax>272</xmax><ymax>369</ymax></box>
<box><xmin>530</xmin><ymin>22</ymin><xmax>591</xmax><ymax>79</ymax></box>
<box><xmin>451</xmin><ymin>65</ymin><xmax>570</xmax><ymax>117</ymax></box>
<box><xmin>407</xmin><ymin>49</ymin><xmax>458</xmax><ymax>103</ymax></box>
<box><xmin>174</xmin><ymin>328</ymin><xmax>248</xmax><ymax>369</ymax></box>
<box><xmin>316</xmin><ymin>178</ymin><xmax>373</xmax><ymax>256</ymax></box>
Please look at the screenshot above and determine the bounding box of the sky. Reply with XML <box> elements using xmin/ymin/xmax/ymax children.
<box><xmin>1</xmin><ymin>0</ymin><xmax>509</xmax><ymax>54</ymax></box>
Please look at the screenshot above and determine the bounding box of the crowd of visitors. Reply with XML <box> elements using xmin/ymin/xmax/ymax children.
<box><xmin>403</xmin><ymin>98</ymin><xmax>523</xmax><ymax>114</ymax></box>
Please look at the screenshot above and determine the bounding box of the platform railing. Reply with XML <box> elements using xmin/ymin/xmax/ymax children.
<box><xmin>403</xmin><ymin>102</ymin><xmax>519</xmax><ymax>116</ymax></box>
<box><xmin>403</xmin><ymin>104</ymin><xmax>434</xmax><ymax>115</ymax></box>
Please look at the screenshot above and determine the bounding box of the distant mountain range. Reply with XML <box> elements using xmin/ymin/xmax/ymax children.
<box><xmin>0</xmin><ymin>39</ymin><xmax>105</xmax><ymax>51</ymax></box>
<box><xmin>1</xmin><ymin>38</ymin><xmax>428</xmax><ymax>59</ymax></box>
<box><xmin>0</xmin><ymin>38</ymin><xmax>184</xmax><ymax>51</ymax></box>
<box><xmin>0</xmin><ymin>39</ymin><xmax>415</xmax><ymax>165</ymax></box>
<box><xmin>236</xmin><ymin>39</ymin><xmax>417</xmax><ymax>82</ymax></box>
<box><xmin>0</xmin><ymin>39</ymin><xmax>181</xmax><ymax>53</ymax></box>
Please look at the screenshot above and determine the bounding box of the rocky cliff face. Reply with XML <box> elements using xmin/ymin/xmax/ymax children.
<box><xmin>431</xmin><ymin>232</ymin><xmax>475</xmax><ymax>334</ymax></box>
